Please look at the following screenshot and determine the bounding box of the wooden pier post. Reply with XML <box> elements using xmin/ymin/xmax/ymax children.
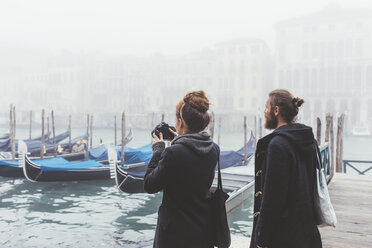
<box><xmin>218</xmin><ymin>116</ymin><xmax>221</xmax><ymax>146</ymax></box>
<box><xmin>259</xmin><ymin>116</ymin><xmax>262</xmax><ymax>139</ymax></box>
<box><xmin>29</xmin><ymin>110</ymin><xmax>32</xmax><ymax>140</ymax></box>
<box><xmin>325</xmin><ymin>114</ymin><xmax>331</xmax><ymax>143</ymax></box>
<box><xmin>41</xmin><ymin>109</ymin><xmax>45</xmax><ymax>159</ymax></box>
<box><xmin>86</xmin><ymin>114</ymin><xmax>90</xmax><ymax>160</ymax></box>
<box><xmin>316</xmin><ymin>117</ymin><xmax>322</xmax><ymax>145</ymax></box>
<box><xmin>209</xmin><ymin>112</ymin><xmax>215</xmax><ymax>140</ymax></box>
<box><xmin>161</xmin><ymin>113</ymin><xmax>165</xmax><ymax>122</ymax></box>
<box><xmin>121</xmin><ymin>112</ymin><xmax>126</xmax><ymax>167</ymax></box>
<box><xmin>13</xmin><ymin>106</ymin><xmax>16</xmax><ymax>140</ymax></box>
<box><xmin>47</xmin><ymin>116</ymin><xmax>50</xmax><ymax>143</ymax></box>
<box><xmin>325</xmin><ymin>114</ymin><xmax>335</xmax><ymax>179</ymax></box>
<box><xmin>330</xmin><ymin>115</ymin><xmax>335</xmax><ymax>178</ymax></box>
<box><xmin>254</xmin><ymin>115</ymin><xmax>257</xmax><ymax>141</ymax></box>
<box><xmin>51</xmin><ymin>110</ymin><xmax>56</xmax><ymax>156</ymax></box>
<box><xmin>244</xmin><ymin>116</ymin><xmax>248</xmax><ymax>164</ymax></box>
<box><xmin>114</xmin><ymin>115</ymin><xmax>117</xmax><ymax>146</ymax></box>
<box><xmin>68</xmin><ymin>115</ymin><xmax>71</xmax><ymax>145</ymax></box>
<box><xmin>336</xmin><ymin>114</ymin><xmax>345</xmax><ymax>173</ymax></box>
<box><xmin>9</xmin><ymin>105</ymin><xmax>15</xmax><ymax>160</ymax></box>
<box><xmin>90</xmin><ymin>114</ymin><xmax>93</xmax><ymax>148</ymax></box>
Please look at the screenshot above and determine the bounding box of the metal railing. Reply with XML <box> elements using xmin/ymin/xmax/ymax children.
<box><xmin>319</xmin><ymin>143</ymin><xmax>332</xmax><ymax>183</ymax></box>
<box><xmin>343</xmin><ymin>160</ymin><xmax>372</xmax><ymax>175</ymax></box>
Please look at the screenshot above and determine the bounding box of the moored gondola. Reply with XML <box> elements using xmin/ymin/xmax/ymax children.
<box><xmin>21</xmin><ymin>146</ymin><xmax>118</xmax><ymax>182</ymax></box>
<box><xmin>21</xmin><ymin>143</ymin><xmax>151</xmax><ymax>182</ymax></box>
<box><xmin>113</xmin><ymin>132</ymin><xmax>256</xmax><ymax>194</ymax></box>
<box><xmin>0</xmin><ymin>129</ymin><xmax>133</xmax><ymax>179</ymax></box>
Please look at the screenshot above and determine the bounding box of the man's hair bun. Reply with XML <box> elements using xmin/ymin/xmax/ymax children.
<box><xmin>293</xmin><ymin>97</ymin><xmax>305</xmax><ymax>107</ymax></box>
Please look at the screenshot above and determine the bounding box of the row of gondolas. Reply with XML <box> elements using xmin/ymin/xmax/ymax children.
<box><xmin>0</xmin><ymin>131</ymin><xmax>255</xmax><ymax>194</ymax></box>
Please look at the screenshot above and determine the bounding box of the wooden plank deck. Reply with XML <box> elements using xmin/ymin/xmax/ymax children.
<box><xmin>320</xmin><ymin>173</ymin><xmax>372</xmax><ymax>248</ymax></box>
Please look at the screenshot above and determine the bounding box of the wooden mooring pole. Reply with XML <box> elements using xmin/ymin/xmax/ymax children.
<box><xmin>12</xmin><ymin>106</ymin><xmax>16</xmax><ymax>159</ymax></box>
<box><xmin>336</xmin><ymin>113</ymin><xmax>345</xmax><ymax>173</ymax></box>
<box><xmin>325</xmin><ymin>113</ymin><xmax>335</xmax><ymax>179</ymax></box>
<box><xmin>47</xmin><ymin>116</ymin><xmax>50</xmax><ymax>143</ymax></box>
<box><xmin>121</xmin><ymin>112</ymin><xmax>126</xmax><ymax>167</ymax></box>
<box><xmin>86</xmin><ymin>114</ymin><xmax>89</xmax><ymax>160</ymax></box>
<box><xmin>259</xmin><ymin>116</ymin><xmax>262</xmax><ymax>139</ymax></box>
<box><xmin>51</xmin><ymin>110</ymin><xmax>56</xmax><ymax>157</ymax></box>
<box><xmin>41</xmin><ymin>109</ymin><xmax>45</xmax><ymax>159</ymax></box>
<box><xmin>68</xmin><ymin>115</ymin><xmax>71</xmax><ymax>145</ymax></box>
<box><xmin>218</xmin><ymin>116</ymin><xmax>221</xmax><ymax>146</ymax></box>
<box><xmin>90</xmin><ymin>114</ymin><xmax>93</xmax><ymax>148</ymax></box>
<box><xmin>29</xmin><ymin>110</ymin><xmax>32</xmax><ymax>140</ymax></box>
<box><xmin>114</xmin><ymin>115</ymin><xmax>117</xmax><ymax>146</ymax></box>
<box><xmin>316</xmin><ymin>117</ymin><xmax>322</xmax><ymax>145</ymax></box>
<box><xmin>10</xmin><ymin>105</ymin><xmax>15</xmax><ymax>160</ymax></box>
<box><xmin>209</xmin><ymin>112</ymin><xmax>215</xmax><ymax>140</ymax></box>
<box><xmin>254</xmin><ymin>115</ymin><xmax>257</xmax><ymax>141</ymax></box>
<box><xmin>161</xmin><ymin>113</ymin><xmax>165</xmax><ymax>122</ymax></box>
<box><xmin>244</xmin><ymin>116</ymin><xmax>247</xmax><ymax>164</ymax></box>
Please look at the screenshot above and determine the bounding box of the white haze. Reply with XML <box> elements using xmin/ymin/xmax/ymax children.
<box><xmin>0</xmin><ymin>0</ymin><xmax>371</xmax><ymax>134</ymax></box>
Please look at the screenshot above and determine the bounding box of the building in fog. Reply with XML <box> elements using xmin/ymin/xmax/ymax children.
<box><xmin>8</xmin><ymin>38</ymin><xmax>272</xmax><ymax>130</ymax></box>
<box><xmin>274</xmin><ymin>4</ymin><xmax>372</xmax><ymax>134</ymax></box>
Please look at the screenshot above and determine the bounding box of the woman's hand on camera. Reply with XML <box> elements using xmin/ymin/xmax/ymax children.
<box><xmin>169</xmin><ymin>128</ymin><xmax>178</xmax><ymax>137</ymax></box>
<box><xmin>152</xmin><ymin>132</ymin><xmax>164</xmax><ymax>145</ymax></box>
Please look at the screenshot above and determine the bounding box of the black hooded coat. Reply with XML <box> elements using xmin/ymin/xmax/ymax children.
<box><xmin>144</xmin><ymin>132</ymin><xmax>218</xmax><ymax>248</ymax></box>
<box><xmin>250</xmin><ymin>123</ymin><xmax>322</xmax><ymax>248</ymax></box>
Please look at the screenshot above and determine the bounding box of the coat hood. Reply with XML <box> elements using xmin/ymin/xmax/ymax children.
<box><xmin>273</xmin><ymin>123</ymin><xmax>316</xmax><ymax>152</ymax></box>
<box><xmin>171</xmin><ymin>131</ymin><xmax>215</xmax><ymax>156</ymax></box>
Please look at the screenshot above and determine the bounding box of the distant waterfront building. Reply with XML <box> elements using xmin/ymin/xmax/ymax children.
<box><xmin>274</xmin><ymin>4</ymin><xmax>372</xmax><ymax>134</ymax></box>
<box><xmin>6</xmin><ymin>38</ymin><xmax>272</xmax><ymax>130</ymax></box>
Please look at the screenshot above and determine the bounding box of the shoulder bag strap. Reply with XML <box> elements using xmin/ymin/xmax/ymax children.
<box><xmin>215</xmin><ymin>145</ymin><xmax>223</xmax><ymax>191</ymax></box>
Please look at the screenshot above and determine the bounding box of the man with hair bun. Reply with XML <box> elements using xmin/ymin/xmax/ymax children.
<box><xmin>250</xmin><ymin>89</ymin><xmax>322</xmax><ymax>248</ymax></box>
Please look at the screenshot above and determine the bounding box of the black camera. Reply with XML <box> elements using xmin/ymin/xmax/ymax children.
<box><xmin>151</xmin><ymin>122</ymin><xmax>176</xmax><ymax>141</ymax></box>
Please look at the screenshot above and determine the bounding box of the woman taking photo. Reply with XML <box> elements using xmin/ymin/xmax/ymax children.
<box><xmin>144</xmin><ymin>90</ymin><xmax>218</xmax><ymax>248</ymax></box>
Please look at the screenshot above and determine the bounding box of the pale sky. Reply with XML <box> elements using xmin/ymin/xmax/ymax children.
<box><xmin>0</xmin><ymin>0</ymin><xmax>371</xmax><ymax>55</ymax></box>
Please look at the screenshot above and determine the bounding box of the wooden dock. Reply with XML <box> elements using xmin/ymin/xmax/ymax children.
<box><xmin>320</xmin><ymin>173</ymin><xmax>372</xmax><ymax>248</ymax></box>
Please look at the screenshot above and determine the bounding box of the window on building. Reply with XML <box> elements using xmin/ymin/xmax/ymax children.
<box><xmin>367</xmin><ymin>66</ymin><xmax>372</xmax><ymax>92</ymax></box>
<box><xmin>320</xmin><ymin>42</ymin><xmax>326</xmax><ymax>59</ymax></box>
<box><xmin>328</xmin><ymin>67</ymin><xmax>335</xmax><ymax>90</ymax></box>
<box><xmin>345</xmin><ymin>66</ymin><xmax>352</xmax><ymax>89</ymax></box>
<box><xmin>311</xmin><ymin>68</ymin><xmax>318</xmax><ymax>88</ymax></box>
<box><xmin>279</xmin><ymin>70</ymin><xmax>284</xmax><ymax>85</ymax></box>
<box><xmin>354</xmin><ymin>66</ymin><xmax>362</xmax><ymax>90</ymax></box>
<box><xmin>293</xmin><ymin>69</ymin><xmax>299</xmax><ymax>88</ymax></box>
<box><xmin>336</xmin><ymin>40</ymin><xmax>344</xmax><ymax>58</ymax></box>
<box><xmin>239</xmin><ymin>46</ymin><xmax>247</xmax><ymax>54</ymax></box>
<box><xmin>279</xmin><ymin>44</ymin><xmax>286</xmax><ymax>61</ymax></box>
<box><xmin>346</xmin><ymin>40</ymin><xmax>352</xmax><ymax>57</ymax></box>
<box><xmin>239</xmin><ymin>97</ymin><xmax>244</xmax><ymax>107</ymax></box>
<box><xmin>312</xmin><ymin>42</ymin><xmax>319</xmax><ymax>58</ymax></box>
<box><xmin>320</xmin><ymin>67</ymin><xmax>326</xmax><ymax>90</ymax></box>
<box><xmin>355</xmin><ymin>40</ymin><xmax>363</xmax><ymax>57</ymax></box>
<box><xmin>303</xmin><ymin>43</ymin><xmax>308</xmax><ymax>58</ymax></box>
<box><xmin>303</xmin><ymin>68</ymin><xmax>309</xmax><ymax>89</ymax></box>
<box><xmin>230</xmin><ymin>61</ymin><xmax>235</xmax><ymax>73</ymax></box>
<box><xmin>229</xmin><ymin>47</ymin><xmax>235</xmax><ymax>55</ymax></box>
<box><xmin>328</xmin><ymin>41</ymin><xmax>335</xmax><ymax>58</ymax></box>
<box><xmin>287</xmin><ymin>70</ymin><xmax>292</xmax><ymax>89</ymax></box>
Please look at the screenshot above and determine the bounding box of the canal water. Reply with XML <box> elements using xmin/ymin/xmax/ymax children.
<box><xmin>0</xmin><ymin>127</ymin><xmax>370</xmax><ymax>247</ymax></box>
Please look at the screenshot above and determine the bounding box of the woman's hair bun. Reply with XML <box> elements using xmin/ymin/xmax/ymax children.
<box><xmin>292</xmin><ymin>97</ymin><xmax>305</xmax><ymax>107</ymax></box>
<box><xmin>183</xmin><ymin>90</ymin><xmax>210</xmax><ymax>113</ymax></box>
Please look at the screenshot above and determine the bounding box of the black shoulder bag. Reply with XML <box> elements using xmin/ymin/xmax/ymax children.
<box><xmin>211</xmin><ymin>150</ymin><xmax>231</xmax><ymax>248</ymax></box>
